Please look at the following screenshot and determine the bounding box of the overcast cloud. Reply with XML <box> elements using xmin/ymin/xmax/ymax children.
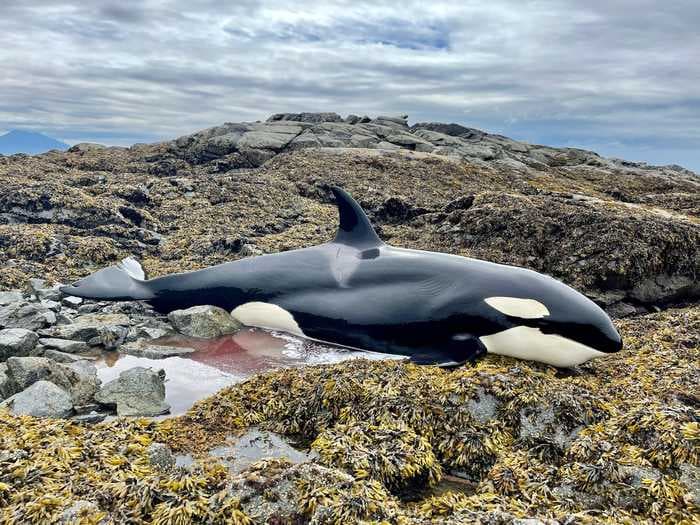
<box><xmin>0</xmin><ymin>0</ymin><xmax>698</xmax><ymax>170</ymax></box>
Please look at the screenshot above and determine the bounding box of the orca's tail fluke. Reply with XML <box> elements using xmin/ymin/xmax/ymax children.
<box><xmin>60</xmin><ymin>257</ymin><xmax>155</xmax><ymax>301</ymax></box>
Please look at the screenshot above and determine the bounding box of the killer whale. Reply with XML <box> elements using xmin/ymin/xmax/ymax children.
<box><xmin>61</xmin><ymin>186</ymin><xmax>622</xmax><ymax>367</ymax></box>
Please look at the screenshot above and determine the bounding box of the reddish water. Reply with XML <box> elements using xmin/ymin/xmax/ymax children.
<box><xmin>96</xmin><ymin>328</ymin><xmax>401</xmax><ymax>415</ymax></box>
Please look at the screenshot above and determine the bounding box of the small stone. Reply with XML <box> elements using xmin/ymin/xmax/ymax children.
<box><xmin>147</xmin><ymin>443</ymin><xmax>176</xmax><ymax>471</ymax></box>
<box><xmin>39</xmin><ymin>338</ymin><xmax>89</xmax><ymax>354</ymax></box>
<box><xmin>58</xmin><ymin>500</ymin><xmax>103</xmax><ymax>524</ymax></box>
<box><xmin>71</xmin><ymin>412</ymin><xmax>107</xmax><ymax>424</ymax></box>
<box><xmin>62</xmin><ymin>296</ymin><xmax>83</xmax><ymax>307</ymax></box>
<box><xmin>0</xmin><ymin>380</ymin><xmax>73</xmax><ymax>418</ymax></box>
<box><xmin>0</xmin><ymin>328</ymin><xmax>39</xmax><ymax>360</ymax></box>
<box><xmin>168</xmin><ymin>305</ymin><xmax>241</xmax><ymax>338</ymax></box>
<box><xmin>95</xmin><ymin>367</ymin><xmax>170</xmax><ymax>416</ymax></box>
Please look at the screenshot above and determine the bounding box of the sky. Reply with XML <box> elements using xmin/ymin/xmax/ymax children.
<box><xmin>0</xmin><ymin>1</ymin><xmax>698</xmax><ymax>171</ymax></box>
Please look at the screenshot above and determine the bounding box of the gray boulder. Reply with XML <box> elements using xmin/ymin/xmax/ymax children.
<box><xmin>39</xmin><ymin>337</ymin><xmax>89</xmax><ymax>354</ymax></box>
<box><xmin>168</xmin><ymin>305</ymin><xmax>241</xmax><ymax>338</ymax></box>
<box><xmin>4</xmin><ymin>356</ymin><xmax>99</xmax><ymax>405</ymax></box>
<box><xmin>0</xmin><ymin>328</ymin><xmax>39</xmax><ymax>360</ymax></box>
<box><xmin>0</xmin><ymin>380</ymin><xmax>73</xmax><ymax>418</ymax></box>
<box><xmin>0</xmin><ymin>302</ymin><xmax>56</xmax><ymax>331</ymax></box>
<box><xmin>95</xmin><ymin>367</ymin><xmax>170</xmax><ymax>416</ymax></box>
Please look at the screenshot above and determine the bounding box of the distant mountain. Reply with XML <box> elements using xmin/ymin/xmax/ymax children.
<box><xmin>0</xmin><ymin>129</ymin><xmax>69</xmax><ymax>155</ymax></box>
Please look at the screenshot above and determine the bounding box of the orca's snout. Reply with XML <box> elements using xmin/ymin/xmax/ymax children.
<box><xmin>602</xmin><ymin>325</ymin><xmax>623</xmax><ymax>354</ymax></box>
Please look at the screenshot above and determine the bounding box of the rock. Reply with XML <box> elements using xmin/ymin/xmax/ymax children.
<box><xmin>4</xmin><ymin>356</ymin><xmax>99</xmax><ymax>405</ymax></box>
<box><xmin>0</xmin><ymin>291</ymin><xmax>23</xmax><ymax>305</ymax></box>
<box><xmin>0</xmin><ymin>363</ymin><xmax>11</xmax><ymax>399</ymax></box>
<box><xmin>71</xmin><ymin>411</ymin><xmax>107</xmax><ymax>424</ymax></box>
<box><xmin>209</xmin><ymin>429</ymin><xmax>317</xmax><ymax>474</ymax></box>
<box><xmin>0</xmin><ymin>328</ymin><xmax>39</xmax><ymax>360</ymax></box>
<box><xmin>95</xmin><ymin>367</ymin><xmax>170</xmax><ymax>416</ymax></box>
<box><xmin>239</xmin><ymin>243</ymin><xmax>263</xmax><ymax>257</ymax></box>
<box><xmin>236</xmin><ymin>128</ymin><xmax>301</xmax><ymax>151</ymax></box>
<box><xmin>61</xmin><ymin>296</ymin><xmax>83</xmax><ymax>307</ymax></box>
<box><xmin>680</xmin><ymin>464</ymin><xmax>699</xmax><ymax>507</ymax></box>
<box><xmin>0</xmin><ymin>380</ymin><xmax>73</xmax><ymax>417</ymax></box>
<box><xmin>147</xmin><ymin>443</ymin><xmax>176</xmax><ymax>471</ymax></box>
<box><xmin>95</xmin><ymin>325</ymin><xmax>128</xmax><ymax>350</ymax></box>
<box><xmin>0</xmin><ymin>302</ymin><xmax>56</xmax><ymax>331</ymax></box>
<box><xmin>39</xmin><ymin>337</ymin><xmax>89</xmax><ymax>354</ymax></box>
<box><xmin>43</xmin><ymin>313</ymin><xmax>130</xmax><ymax>342</ymax></box>
<box><xmin>267</xmin><ymin>112</ymin><xmax>343</xmax><ymax>123</ymax></box>
<box><xmin>168</xmin><ymin>305</ymin><xmax>241</xmax><ymax>338</ymax></box>
<box><xmin>43</xmin><ymin>349</ymin><xmax>96</xmax><ymax>363</ymax></box>
<box><xmin>58</xmin><ymin>500</ymin><xmax>104</xmax><ymax>524</ymax></box>
<box><xmin>119</xmin><ymin>340</ymin><xmax>196</xmax><ymax>359</ymax></box>
<box><xmin>126</xmin><ymin>320</ymin><xmax>174</xmax><ymax>342</ymax></box>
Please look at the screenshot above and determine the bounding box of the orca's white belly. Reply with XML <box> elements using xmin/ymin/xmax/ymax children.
<box><xmin>480</xmin><ymin>326</ymin><xmax>606</xmax><ymax>368</ymax></box>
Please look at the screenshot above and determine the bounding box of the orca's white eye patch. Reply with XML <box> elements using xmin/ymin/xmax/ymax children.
<box><xmin>484</xmin><ymin>297</ymin><xmax>550</xmax><ymax>319</ymax></box>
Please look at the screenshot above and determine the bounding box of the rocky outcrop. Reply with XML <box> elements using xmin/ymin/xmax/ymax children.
<box><xmin>1</xmin><ymin>113</ymin><xmax>696</xmax><ymax>314</ymax></box>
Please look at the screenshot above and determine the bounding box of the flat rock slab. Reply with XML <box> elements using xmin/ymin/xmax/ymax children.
<box><xmin>120</xmin><ymin>340</ymin><xmax>196</xmax><ymax>359</ymax></box>
<box><xmin>39</xmin><ymin>338</ymin><xmax>89</xmax><ymax>354</ymax></box>
<box><xmin>209</xmin><ymin>429</ymin><xmax>317</xmax><ymax>474</ymax></box>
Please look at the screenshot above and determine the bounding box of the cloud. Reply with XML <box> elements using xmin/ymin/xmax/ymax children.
<box><xmin>0</xmin><ymin>0</ymin><xmax>698</xmax><ymax>170</ymax></box>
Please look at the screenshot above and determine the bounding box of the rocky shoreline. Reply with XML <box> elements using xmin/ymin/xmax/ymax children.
<box><xmin>1</xmin><ymin>113</ymin><xmax>698</xmax><ymax>523</ymax></box>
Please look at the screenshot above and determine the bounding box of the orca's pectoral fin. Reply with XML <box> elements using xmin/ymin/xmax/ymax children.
<box><xmin>409</xmin><ymin>336</ymin><xmax>487</xmax><ymax>368</ymax></box>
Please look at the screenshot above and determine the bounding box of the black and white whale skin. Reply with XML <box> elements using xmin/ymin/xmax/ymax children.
<box><xmin>61</xmin><ymin>187</ymin><xmax>622</xmax><ymax>367</ymax></box>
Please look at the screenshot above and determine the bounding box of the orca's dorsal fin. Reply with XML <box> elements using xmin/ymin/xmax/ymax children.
<box><xmin>330</xmin><ymin>186</ymin><xmax>384</xmax><ymax>248</ymax></box>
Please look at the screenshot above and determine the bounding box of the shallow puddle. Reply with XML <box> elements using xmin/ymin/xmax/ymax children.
<box><xmin>95</xmin><ymin>328</ymin><xmax>402</xmax><ymax>415</ymax></box>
